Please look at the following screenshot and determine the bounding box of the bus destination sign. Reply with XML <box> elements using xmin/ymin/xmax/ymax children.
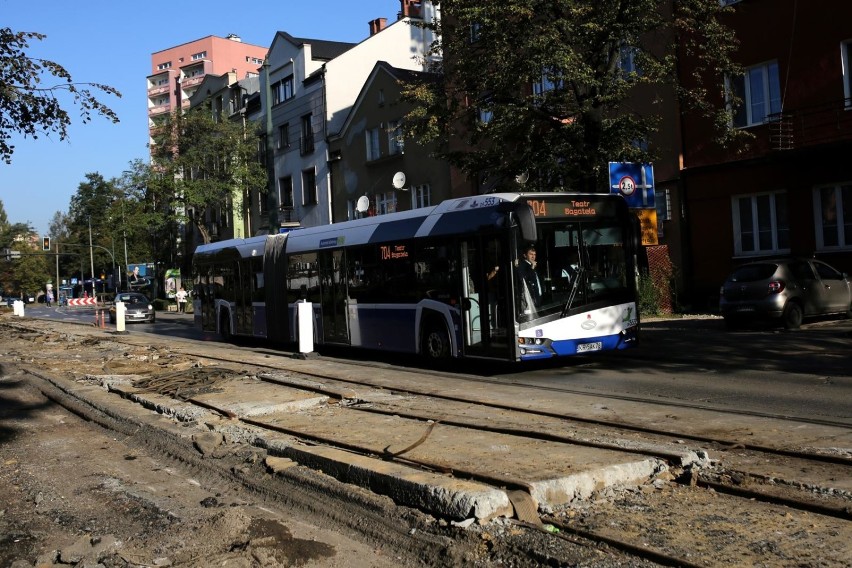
<box><xmin>380</xmin><ymin>244</ymin><xmax>409</xmax><ymax>260</ymax></box>
<box><xmin>525</xmin><ymin>198</ymin><xmax>615</xmax><ymax>219</ymax></box>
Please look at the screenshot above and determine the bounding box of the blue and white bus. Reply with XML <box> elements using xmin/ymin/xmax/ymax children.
<box><xmin>192</xmin><ymin>193</ymin><xmax>640</xmax><ymax>362</ymax></box>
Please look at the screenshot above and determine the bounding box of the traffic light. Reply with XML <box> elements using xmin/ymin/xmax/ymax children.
<box><xmin>42</xmin><ymin>236</ymin><xmax>51</xmax><ymax>251</ymax></box>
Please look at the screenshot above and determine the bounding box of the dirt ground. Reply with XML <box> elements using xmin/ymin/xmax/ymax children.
<box><xmin>1</xmin><ymin>315</ymin><xmax>850</xmax><ymax>567</ymax></box>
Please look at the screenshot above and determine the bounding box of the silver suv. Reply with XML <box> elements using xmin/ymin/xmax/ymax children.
<box><xmin>719</xmin><ymin>258</ymin><xmax>851</xmax><ymax>329</ymax></box>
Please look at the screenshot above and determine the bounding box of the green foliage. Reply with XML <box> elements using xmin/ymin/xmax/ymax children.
<box><xmin>150</xmin><ymin>107</ymin><xmax>267</xmax><ymax>245</ymax></box>
<box><xmin>403</xmin><ymin>0</ymin><xmax>746</xmax><ymax>191</ymax></box>
<box><xmin>637</xmin><ymin>271</ymin><xmax>662</xmax><ymax>317</ymax></box>
<box><xmin>0</xmin><ymin>27</ymin><xmax>121</xmax><ymax>164</ymax></box>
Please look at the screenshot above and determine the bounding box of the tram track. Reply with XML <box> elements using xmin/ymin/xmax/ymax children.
<box><xmin>105</xmin><ymin>341</ymin><xmax>851</xmax><ymax>522</ymax></box>
<box><xmin>5</xmin><ymin>318</ymin><xmax>852</xmax><ymax>567</ymax></box>
<box><xmin>181</xmin><ymin>345</ymin><xmax>852</xmax><ymax>465</ymax></box>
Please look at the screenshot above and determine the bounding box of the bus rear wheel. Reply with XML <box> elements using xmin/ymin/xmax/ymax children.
<box><xmin>421</xmin><ymin>323</ymin><xmax>450</xmax><ymax>360</ymax></box>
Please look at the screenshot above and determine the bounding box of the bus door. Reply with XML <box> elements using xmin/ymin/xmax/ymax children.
<box><xmin>318</xmin><ymin>249</ymin><xmax>349</xmax><ymax>344</ymax></box>
<box><xmin>197</xmin><ymin>269</ymin><xmax>216</xmax><ymax>332</ymax></box>
<box><xmin>235</xmin><ymin>259</ymin><xmax>253</xmax><ymax>335</ymax></box>
<box><xmin>460</xmin><ymin>236</ymin><xmax>510</xmax><ymax>358</ymax></box>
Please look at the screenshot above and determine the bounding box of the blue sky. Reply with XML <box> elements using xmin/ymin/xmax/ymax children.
<box><xmin>1</xmin><ymin>0</ymin><xmax>398</xmax><ymax>236</ymax></box>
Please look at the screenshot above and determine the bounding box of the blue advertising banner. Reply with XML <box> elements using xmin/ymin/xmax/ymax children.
<box><xmin>608</xmin><ymin>162</ymin><xmax>655</xmax><ymax>209</ymax></box>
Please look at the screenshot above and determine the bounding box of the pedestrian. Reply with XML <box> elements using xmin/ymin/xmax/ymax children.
<box><xmin>175</xmin><ymin>287</ymin><xmax>188</xmax><ymax>313</ymax></box>
<box><xmin>45</xmin><ymin>289</ymin><xmax>53</xmax><ymax>307</ymax></box>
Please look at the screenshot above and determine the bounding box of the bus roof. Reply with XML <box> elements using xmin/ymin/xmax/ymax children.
<box><xmin>192</xmin><ymin>193</ymin><xmax>624</xmax><ymax>258</ymax></box>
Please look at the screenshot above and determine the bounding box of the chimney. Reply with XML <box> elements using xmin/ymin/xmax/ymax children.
<box><xmin>399</xmin><ymin>0</ymin><xmax>422</xmax><ymax>19</ymax></box>
<box><xmin>369</xmin><ymin>17</ymin><xmax>388</xmax><ymax>36</ymax></box>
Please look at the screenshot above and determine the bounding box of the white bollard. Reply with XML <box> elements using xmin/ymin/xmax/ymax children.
<box><xmin>14</xmin><ymin>300</ymin><xmax>24</xmax><ymax>317</ymax></box>
<box><xmin>297</xmin><ymin>300</ymin><xmax>314</xmax><ymax>354</ymax></box>
<box><xmin>115</xmin><ymin>301</ymin><xmax>126</xmax><ymax>333</ymax></box>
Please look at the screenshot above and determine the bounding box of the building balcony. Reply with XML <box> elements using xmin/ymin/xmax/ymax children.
<box><xmin>768</xmin><ymin>98</ymin><xmax>852</xmax><ymax>151</ymax></box>
<box><xmin>148</xmin><ymin>104</ymin><xmax>171</xmax><ymax>116</ymax></box>
<box><xmin>180</xmin><ymin>75</ymin><xmax>205</xmax><ymax>89</ymax></box>
<box><xmin>148</xmin><ymin>85</ymin><xmax>171</xmax><ymax>97</ymax></box>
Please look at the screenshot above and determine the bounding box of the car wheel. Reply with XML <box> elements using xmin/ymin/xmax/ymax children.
<box><xmin>783</xmin><ymin>301</ymin><xmax>803</xmax><ymax>330</ymax></box>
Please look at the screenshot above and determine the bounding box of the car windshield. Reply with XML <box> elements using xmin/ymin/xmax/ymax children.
<box><xmin>117</xmin><ymin>294</ymin><xmax>144</xmax><ymax>303</ymax></box>
<box><xmin>729</xmin><ymin>264</ymin><xmax>777</xmax><ymax>282</ymax></box>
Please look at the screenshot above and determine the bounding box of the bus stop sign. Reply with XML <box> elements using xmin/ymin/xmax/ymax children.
<box><xmin>609</xmin><ymin>162</ymin><xmax>655</xmax><ymax>208</ymax></box>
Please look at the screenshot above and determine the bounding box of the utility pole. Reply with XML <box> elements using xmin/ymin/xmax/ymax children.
<box><xmin>88</xmin><ymin>217</ymin><xmax>95</xmax><ymax>284</ymax></box>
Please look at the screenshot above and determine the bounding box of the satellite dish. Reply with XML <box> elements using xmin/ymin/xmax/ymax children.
<box><xmin>392</xmin><ymin>171</ymin><xmax>407</xmax><ymax>189</ymax></box>
<box><xmin>515</xmin><ymin>171</ymin><xmax>529</xmax><ymax>185</ymax></box>
<box><xmin>355</xmin><ymin>195</ymin><xmax>370</xmax><ymax>213</ymax></box>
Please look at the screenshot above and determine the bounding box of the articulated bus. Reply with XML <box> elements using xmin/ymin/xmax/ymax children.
<box><xmin>192</xmin><ymin>193</ymin><xmax>640</xmax><ymax>362</ymax></box>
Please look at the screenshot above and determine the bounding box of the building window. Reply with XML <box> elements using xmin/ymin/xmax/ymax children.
<box><xmin>278</xmin><ymin>176</ymin><xmax>294</xmax><ymax>208</ymax></box>
<box><xmin>366</xmin><ymin>127</ymin><xmax>381</xmax><ymax>161</ymax></box>
<box><xmin>731</xmin><ymin>191</ymin><xmax>789</xmax><ymax>256</ymax></box>
<box><xmin>533</xmin><ymin>68</ymin><xmax>563</xmax><ymax>97</ymax></box>
<box><xmin>842</xmin><ymin>41</ymin><xmax>852</xmax><ymax>109</ymax></box>
<box><xmin>247</xmin><ymin>56</ymin><xmax>264</xmax><ymax>65</ymax></box>
<box><xmin>469</xmin><ymin>22</ymin><xmax>482</xmax><ymax>44</ymax></box>
<box><xmin>814</xmin><ymin>183</ymin><xmax>852</xmax><ymax>250</ymax></box>
<box><xmin>388</xmin><ymin>120</ymin><xmax>403</xmax><ymax>155</ymax></box>
<box><xmin>191</xmin><ymin>51</ymin><xmax>207</xmax><ymax>61</ymax></box>
<box><xmin>300</xmin><ymin>114</ymin><xmax>314</xmax><ymax>154</ymax></box>
<box><xmin>302</xmin><ymin>168</ymin><xmax>317</xmax><ymax>205</ymax></box>
<box><xmin>375</xmin><ymin>192</ymin><xmax>397</xmax><ymax>215</ymax></box>
<box><xmin>412</xmin><ymin>184</ymin><xmax>431</xmax><ymax>209</ymax></box>
<box><xmin>618</xmin><ymin>45</ymin><xmax>641</xmax><ymax>77</ymax></box>
<box><xmin>729</xmin><ymin>61</ymin><xmax>782</xmax><ymax>127</ymax></box>
<box><xmin>272</xmin><ymin>76</ymin><xmax>294</xmax><ymax>105</ymax></box>
<box><xmin>477</xmin><ymin>97</ymin><xmax>493</xmax><ymax>125</ymax></box>
<box><xmin>277</xmin><ymin>123</ymin><xmax>290</xmax><ymax>150</ymax></box>
<box><xmin>157</xmin><ymin>62</ymin><xmax>172</xmax><ymax>70</ymax></box>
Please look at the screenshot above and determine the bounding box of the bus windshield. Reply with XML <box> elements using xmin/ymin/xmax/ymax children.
<box><xmin>516</xmin><ymin>219</ymin><xmax>630</xmax><ymax>323</ymax></box>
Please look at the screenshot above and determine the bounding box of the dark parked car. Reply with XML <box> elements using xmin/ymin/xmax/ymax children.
<box><xmin>109</xmin><ymin>292</ymin><xmax>156</xmax><ymax>323</ymax></box>
<box><xmin>720</xmin><ymin>258</ymin><xmax>851</xmax><ymax>329</ymax></box>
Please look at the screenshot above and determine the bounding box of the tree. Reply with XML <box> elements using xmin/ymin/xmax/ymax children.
<box><xmin>403</xmin><ymin>0</ymin><xmax>744</xmax><ymax>192</ymax></box>
<box><xmin>0</xmin><ymin>27</ymin><xmax>121</xmax><ymax>164</ymax></box>
<box><xmin>0</xmin><ymin>221</ymin><xmax>50</xmax><ymax>297</ymax></box>
<box><xmin>150</xmin><ymin>106</ymin><xmax>267</xmax><ymax>245</ymax></box>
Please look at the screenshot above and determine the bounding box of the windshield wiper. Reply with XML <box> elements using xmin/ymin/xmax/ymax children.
<box><xmin>561</xmin><ymin>266</ymin><xmax>585</xmax><ymax>317</ymax></box>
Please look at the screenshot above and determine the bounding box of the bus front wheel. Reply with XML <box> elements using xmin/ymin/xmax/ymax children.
<box><xmin>421</xmin><ymin>323</ymin><xmax>450</xmax><ymax>360</ymax></box>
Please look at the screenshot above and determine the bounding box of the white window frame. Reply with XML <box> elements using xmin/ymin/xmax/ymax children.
<box><xmin>191</xmin><ymin>51</ymin><xmax>207</xmax><ymax>61</ymax></box>
<box><xmin>374</xmin><ymin>192</ymin><xmax>397</xmax><ymax>215</ymax></box>
<box><xmin>277</xmin><ymin>123</ymin><xmax>289</xmax><ymax>150</ymax></box>
<box><xmin>813</xmin><ymin>183</ymin><xmax>852</xmax><ymax>250</ymax></box>
<box><xmin>728</xmin><ymin>60</ymin><xmax>782</xmax><ymax>127</ymax></box>
<box><xmin>157</xmin><ymin>62</ymin><xmax>172</xmax><ymax>70</ymax></box>
<box><xmin>366</xmin><ymin>127</ymin><xmax>381</xmax><ymax>160</ymax></box>
<box><xmin>731</xmin><ymin>191</ymin><xmax>790</xmax><ymax>256</ymax></box>
<box><xmin>387</xmin><ymin>120</ymin><xmax>403</xmax><ymax>155</ymax></box>
<box><xmin>278</xmin><ymin>176</ymin><xmax>293</xmax><ymax>209</ymax></box>
<box><xmin>842</xmin><ymin>40</ymin><xmax>852</xmax><ymax>109</ymax></box>
<box><xmin>412</xmin><ymin>184</ymin><xmax>431</xmax><ymax>209</ymax></box>
<box><xmin>301</xmin><ymin>168</ymin><xmax>317</xmax><ymax>205</ymax></box>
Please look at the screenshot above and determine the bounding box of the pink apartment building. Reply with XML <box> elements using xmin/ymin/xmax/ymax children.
<box><xmin>147</xmin><ymin>34</ymin><xmax>267</xmax><ymax>147</ymax></box>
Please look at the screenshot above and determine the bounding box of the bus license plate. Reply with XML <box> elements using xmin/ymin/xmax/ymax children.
<box><xmin>577</xmin><ymin>341</ymin><xmax>602</xmax><ymax>353</ymax></box>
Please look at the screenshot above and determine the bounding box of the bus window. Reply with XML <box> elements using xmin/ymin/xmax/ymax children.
<box><xmin>287</xmin><ymin>253</ymin><xmax>320</xmax><ymax>304</ymax></box>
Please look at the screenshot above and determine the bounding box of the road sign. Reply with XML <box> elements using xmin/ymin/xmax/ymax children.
<box><xmin>609</xmin><ymin>162</ymin><xmax>655</xmax><ymax>208</ymax></box>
